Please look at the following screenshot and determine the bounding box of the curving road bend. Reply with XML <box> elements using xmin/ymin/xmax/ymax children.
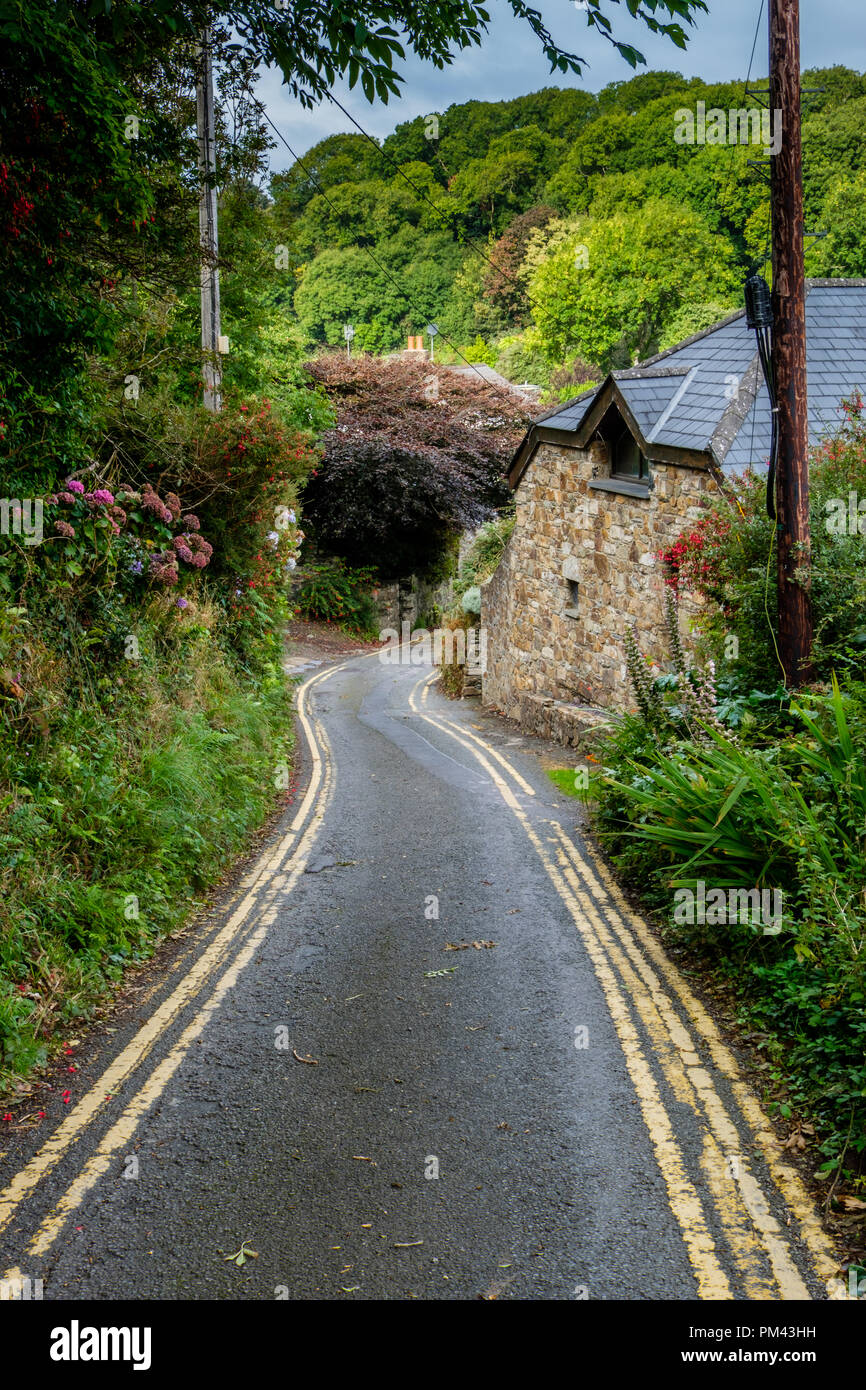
<box><xmin>0</xmin><ymin>649</ymin><xmax>841</xmax><ymax>1300</ymax></box>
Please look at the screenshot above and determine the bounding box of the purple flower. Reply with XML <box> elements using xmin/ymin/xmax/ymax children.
<box><xmin>65</xmin><ymin>479</ymin><xmax>85</xmax><ymax>495</ymax></box>
<box><xmin>54</xmin><ymin>520</ymin><xmax>75</xmax><ymax>538</ymax></box>
<box><xmin>148</xmin><ymin>551</ymin><xmax>179</xmax><ymax>585</ymax></box>
<box><xmin>57</xmin><ymin>491</ymin><xmax>77</xmax><ymax>506</ymax></box>
<box><xmin>91</xmin><ymin>489</ymin><xmax>115</xmax><ymax>507</ymax></box>
<box><xmin>181</xmin><ymin>514</ymin><xmax>200</xmax><ymax>531</ymax></box>
<box><xmin>176</xmin><ymin>597</ymin><xmax>188</xmax><ymax>610</ymax></box>
<box><xmin>129</xmin><ymin>559</ymin><xmax>144</xmax><ymax>575</ymax></box>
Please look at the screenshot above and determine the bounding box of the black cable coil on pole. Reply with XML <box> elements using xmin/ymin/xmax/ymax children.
<box><xmin>744</xmin><ymin>273</ymin><xmax>778</xmax><ymax>520</ymax></box>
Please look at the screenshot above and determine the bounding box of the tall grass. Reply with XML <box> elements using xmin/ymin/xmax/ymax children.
<box><xmin>0</xmin><ymin>603</ymin><xmax>293</xmax><ymax>1088</ymax></box>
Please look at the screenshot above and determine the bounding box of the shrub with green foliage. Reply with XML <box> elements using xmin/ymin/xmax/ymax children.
<box><xmin>295</xmin><ymin>559</ymin><xmax>379</xmax><ymax>638</ymax></box>
<box><xmin>587</xmin><ymin>639</ymin><xmax>866</xmax><ymax>1173</ymax></box>
<box><xmin>454</xmin><ymin>510</ymin><xmax>516</xmax><ymax>598</ymax></box>
<box><xmin>659</xmin><ymin>395</ymin><xmax>866</xmax><ymax>689</ymax></box>
<box><xmin>0</xmin><ymin>587</ymin><xmax>293</xmax><ymax>1085</ymax></box>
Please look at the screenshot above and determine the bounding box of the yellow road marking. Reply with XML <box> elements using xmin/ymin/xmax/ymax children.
<box><xmin>548</xmin><ymin>825</ymin><xmax>807</xmax><ymax>1300</ymax></box>
<box><xmin>418</xmin><ymin>672</ymin><xmax>837</xmax><ymax>1289</ymax></box>
<box><xmin>577</xmin><ymin>836</ymin><xmax>840</xmax><ymax>1285</ymax></box>
<box><xmin>420</xmin><ymin>672</ymin><xmax>536</xmax><ymax>796</ymax></box>
<box><xmin>0</xmin><ymin>662</ymin><xmax>339</xmax><ymax>1257</ymax></box>
<box><xmin>408</xmin><ymin>677</ymin><xmax>729</xmax><ymax>1298</ymax></box>
<box><xmin>412</xmin><ymin>673</ymin><xmax>831</xmax><ymax>1299</ymax></box>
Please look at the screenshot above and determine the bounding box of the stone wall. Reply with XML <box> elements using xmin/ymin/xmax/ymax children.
<box><xmin>372</xmin><ymin>573</ymin><xmax>454</xmax><ymax>634</ymax></box>
<box><xmin>482</xmin><ymin>440</ymin><xmax>717</xmax><ymax>725</ymax></box>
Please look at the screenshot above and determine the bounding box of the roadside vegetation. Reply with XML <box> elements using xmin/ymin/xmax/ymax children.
<box><xmin>0</xmin><ymin>11</ymin><xmax>321</xmax><ymax>1099</ymax></box>
<box><xmin>564</xmin><ymin>403</ymin><xmax>866</xmax><ymax>1194</ymax></box>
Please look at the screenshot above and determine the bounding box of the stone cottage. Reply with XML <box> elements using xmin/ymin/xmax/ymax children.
<box><xmin>482</xmin><ymin>279</ymin><xmax>866</xmax><ymax>743</ymax></box>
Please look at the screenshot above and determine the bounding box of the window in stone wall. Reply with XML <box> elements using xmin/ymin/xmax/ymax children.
<box><xmin>611</xmin><ymin>424</ymin><xmax>649</xmax><ymax>481</ymax></box>
<box><xmin>562</xmin><ymin>558</ymin><xmax>580</xmax><ymax>619</ymax></box>
<box><xmin>589</xmin><ymin>405</ymin><xmax>652</xmax><ymax>498</ymax></box>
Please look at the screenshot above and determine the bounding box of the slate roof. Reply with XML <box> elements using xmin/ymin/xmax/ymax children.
<box><xmin>510</xmin><ymin>280</ymin><xmax>866</xmax><ymax>486</ymax></box>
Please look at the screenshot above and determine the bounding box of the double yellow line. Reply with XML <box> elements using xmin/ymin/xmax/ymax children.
<box><xmin>410</xmin><ymin>670</ymin><xmax>841</xmax><ymax>1301</ymax></box>
<box><xmin>0</xmin><ymin>650</ymin><xmax>843</xmax><ymax>1300</ymax></box>
<box><xmin>0</xmin><ymin>660</ymin><xmax>342</xmax><ymax>1285</ymax></box>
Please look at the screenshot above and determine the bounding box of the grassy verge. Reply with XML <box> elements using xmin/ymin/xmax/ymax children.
<box><xmin>0</xmin><ymin>591</ymin><xmax>294</xmax><ymax>1100</ymax></box>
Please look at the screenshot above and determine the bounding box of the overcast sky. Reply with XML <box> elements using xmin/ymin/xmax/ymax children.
<box><xmin>257</xmin><ymin>0</ymin><xmax>865</xmax><ymax>171</ymax></box>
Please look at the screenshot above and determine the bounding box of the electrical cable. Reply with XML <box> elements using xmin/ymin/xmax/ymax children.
<box><xmin>322</xmin><ymin>89</ymin><xmax>550</xmax><ymax>318</ymax></box>
<box><xmin>249</xmin><ymin>92</ymin><xmax>541</xmax><ymax>431</ymax></box>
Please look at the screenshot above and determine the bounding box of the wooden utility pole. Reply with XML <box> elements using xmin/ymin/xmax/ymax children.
<box><xmin>769</xmin><ymin>0</ymin><xmax>813</xmax><ymax>683</ymax></box>
<box><xmin>196</xmin><ymin>26</ymin><xmax>222</xmax><ymax>412</ymax></box>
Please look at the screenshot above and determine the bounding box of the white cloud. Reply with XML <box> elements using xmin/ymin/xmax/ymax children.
<box><xmin>259</xmin><ymin>0</ymin><xmax>864</xmax><ymax>171</ymax></box>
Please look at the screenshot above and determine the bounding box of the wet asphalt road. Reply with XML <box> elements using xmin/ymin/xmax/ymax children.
<box><xmin>0</xmin><ymin>651</ymin><xmax>837</xmax><ymax>1300</ymax></box>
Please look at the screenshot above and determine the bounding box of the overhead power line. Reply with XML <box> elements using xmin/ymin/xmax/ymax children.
<box><xmin>250</xmin><ymin>92</ymin><xmax>540</xmax><ymax>430</ymax></box>
<box><xmin>322</xmin><ymin>89</ymin><xmax>545</xmax><ymax>314</ymax></box>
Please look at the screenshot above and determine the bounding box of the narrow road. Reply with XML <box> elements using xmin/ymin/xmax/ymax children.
<box><xmin>0</xmin><ymin>650</ymin><xmax>840</xmax><ymax>1300</ymax></box>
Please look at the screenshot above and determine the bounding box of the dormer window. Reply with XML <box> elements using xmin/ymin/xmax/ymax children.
<box><xmin>587</xmin><ymin>404</ymin><xmax>652</xmax><ymax>498</ymax></box>
<box><xmin>611</xmin><ymin>425</ymin><xmax>649</xmax><ymax>481</ymax></box>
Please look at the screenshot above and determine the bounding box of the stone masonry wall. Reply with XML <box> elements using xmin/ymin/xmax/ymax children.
<box><xmin>482</xmin><ymin>440</ymin><xmax>716</xmax><ymax>726</ymax></box>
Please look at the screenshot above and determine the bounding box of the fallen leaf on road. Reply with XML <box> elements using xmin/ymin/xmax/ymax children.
<box><xmin>223</xmin><ymin>1241</ymin><xmax>258</xmax><ymax>1267</ymax></box>
<box><xmin>445</xmin><ymin>940</ymin><xmax>497</xmax><ymax>951</ymax></box>
<box><xmin>352</xmin><ymin>1155</ymin><xmax>375</xmax><ymax>1162</ymax></box>
<box><xmin>424</xmin><ymin>968</ymin><xmax>457</xmax><ymax>977</ymax></box>
<box><xmin>394</xmin><ymin>1241</ymin><xmax>423</xmax><ymax>1248</ymax></box>
<box><xmin>292</xmin><ymin>1050</ymin><xmax>319</xmax><ymax>1065</ymax></box>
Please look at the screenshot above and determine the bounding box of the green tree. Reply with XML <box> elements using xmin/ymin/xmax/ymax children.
<box><xmin>802</xmin><ymin>96</ymin><xmax>866</xmax><ymax>229</ymax></box>
<box><xmin>806</xmin><ymin>170</ymin><xmax>866</xmax><ymax>278</ymax></box>
<box><xmin>448</xmin><ymin>125</ymin><xmax>559</xmax><ymax>235</ymax></box>
<box><xmin>270</xmin><ymin>133</ymin><xmax>383</xmax><ymax>220</ymax></box>
<box><xmin>528</xmin><ymin>199</ymin><xmax>739</xmax><ymax>372</ymax></box>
